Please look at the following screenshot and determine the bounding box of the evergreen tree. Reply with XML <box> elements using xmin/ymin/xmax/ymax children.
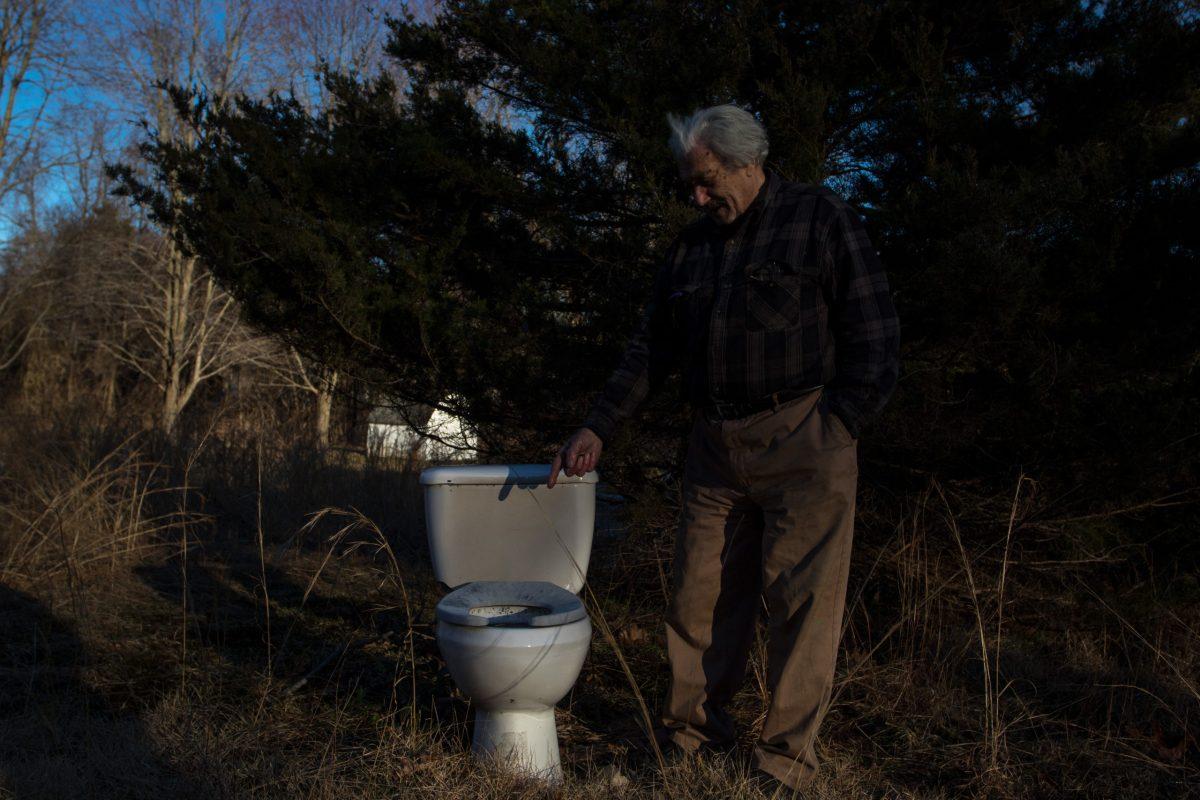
<box><xmin>114</xmin><ymin>1</ymin><xmax>1199</xmax><ymax>505</ymax></box>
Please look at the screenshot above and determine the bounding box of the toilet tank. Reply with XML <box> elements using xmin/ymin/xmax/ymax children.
<box><xmin>420</xmin><ymin>464</ymin><xmax>597</xmax><ymax>593</ymax></box>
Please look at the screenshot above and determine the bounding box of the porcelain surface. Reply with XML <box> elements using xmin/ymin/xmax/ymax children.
<box><xmin>437</xmin><ymin>616</ymin><xmax>592</xmax><ymax>711</ymax></box>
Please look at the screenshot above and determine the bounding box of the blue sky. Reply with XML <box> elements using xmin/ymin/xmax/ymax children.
<box><xmin>0</xmin><ymin>0</ymin><xmax>438</xmax><ymax>244</ymax></box>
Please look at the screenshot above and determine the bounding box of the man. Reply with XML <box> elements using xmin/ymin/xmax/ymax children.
<box><xmin>549</xmin><ymin>104</ymin><xmax>900</xmax><ymax>792</ymax></box>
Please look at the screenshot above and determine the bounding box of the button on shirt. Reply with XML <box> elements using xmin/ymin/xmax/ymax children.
<box><xmin>584</xmin><ymin>168</ymin><xmax>900</xmax><ymax>442</ymax></box>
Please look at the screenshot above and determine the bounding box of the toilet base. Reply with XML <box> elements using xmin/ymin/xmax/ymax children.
<box><xmin>473</xmin><ymin>707</ymin><xmax>562</xmax><ymax>781</ymax></box>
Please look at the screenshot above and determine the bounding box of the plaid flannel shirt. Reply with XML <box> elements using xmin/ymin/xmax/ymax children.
<box><xmin>584</xmin><ymin>168</ymin><xmax>900</xmax><ymax>442</ymax></box>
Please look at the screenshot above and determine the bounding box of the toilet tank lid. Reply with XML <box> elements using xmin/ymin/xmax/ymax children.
<box><xmin>420</xmin><ymin>464</ymin><xmax>598</xmax><ymax>486</ymax></box>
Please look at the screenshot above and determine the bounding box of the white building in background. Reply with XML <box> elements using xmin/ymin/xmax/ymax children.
<box><xmin>366</xmin><ymin>400</ymin><xmax>478</xmax><ymax>461</ymax></box>
<box><xmin>365</xmin><ymin>406</ymin><xmax>423</xmax><ymax>457</ymax></box>
<box><xmin>423</xmin><ymin>405</ymin><xmax>480</xmax><ymax>461</ymax></box>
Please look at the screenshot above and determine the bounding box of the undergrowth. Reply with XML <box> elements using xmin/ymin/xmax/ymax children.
<box><xmin>0</xmin><ymin>417</ymin><xmax>1196</xmax><ymax>799</ymax></box>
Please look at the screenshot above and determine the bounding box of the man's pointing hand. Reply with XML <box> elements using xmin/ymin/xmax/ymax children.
<box><xmin>548</xmin><ymin>427</ymin><xmax>603</xmax><ymax>488</ymax></box>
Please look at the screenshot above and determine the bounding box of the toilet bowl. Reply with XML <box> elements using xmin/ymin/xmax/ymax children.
<box><xmin>421</xmin><ymin>465</ymin><xmax>597</xmax><ymax>781</ymax></box>
<box><xmin>436</xmin><ymin>581</ymin><xmax>591</xmax><ymax>778</ymax></box>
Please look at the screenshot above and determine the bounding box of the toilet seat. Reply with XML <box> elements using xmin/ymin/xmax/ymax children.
<box><xmin>436</xmin><ymin>580</ymin><xmax>586</xmax><ymax>628</ymax></box>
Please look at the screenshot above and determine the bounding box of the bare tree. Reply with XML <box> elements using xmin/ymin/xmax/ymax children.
<box><xmin>262</xmin><ymin>0</ymin><xmax>411</xmax><ymax>113</ymax></box>
<box><xmin>96</xmin><ymin>231</ymin><xmax>277</xmax><ymax>433</ymax></box>
<box><xmin>260</xmin><ymin>346</ymin><xmax>341</xmax><ymax>447</ymax></box>
<box><xmin>64</xmin><ymin>1</ymin><xmax>453</xmax><ymax>438</ymax></box>
<box><xmin>74</xmin><ymin>0</ymin><xmax>275</xmax><ymax>142</ymax></box>
<box><xmin>68</xmin><ymin>0</ymin><xmax>284</xmax><ymax>434</ymax></box>
<box><xmin>2</xmin><ymin>205</ymin><xmax>127</xmax><ymax>417</ymax></box>
<box><xmin>57</xmin><ymin>104</ymin><xmax>123</xmax><ymax>218</ymax></box>
<box><xmin>0</xmin><ymin>0</ymin><xmax>72</xmax><ymax>398</ymax></box>
<box><xmin>0</xmin><ymin>0</ymin><xmax>71</xmax><ymax>224</ymax></box>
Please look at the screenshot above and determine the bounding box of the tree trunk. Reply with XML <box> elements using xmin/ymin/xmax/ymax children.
<box><xmin>314</xmin><ymin>368</ymin><xmax>338</xmax><ymax>447</ymax></box>
<box><xmin>163</xmin><ymin>372</ymin><xmax>181</xmax><ymax>435</ymax></box>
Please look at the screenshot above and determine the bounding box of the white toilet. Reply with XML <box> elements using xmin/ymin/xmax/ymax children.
<box><xmin>421</xmin><ymin>464</ymin><xmax>597</xmax><ymax>781</ymax></box>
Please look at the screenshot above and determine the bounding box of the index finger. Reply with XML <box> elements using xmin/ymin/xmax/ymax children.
<box><xmin>548</xmin><ymin>449</ymin><xmax>563</xmax><ymax>488</ymax></box>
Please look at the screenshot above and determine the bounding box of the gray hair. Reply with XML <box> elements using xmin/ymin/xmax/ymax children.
<box><xmin>667</xmin><ymin>104</ymin><xmax>769</xmax><ymax>168</ymax></box>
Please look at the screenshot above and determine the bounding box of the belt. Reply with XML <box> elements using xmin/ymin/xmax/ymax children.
<box><xmin>701</xmin><ymin>385</ymin><xmax>822</xmax><ymax>422</ymax></box>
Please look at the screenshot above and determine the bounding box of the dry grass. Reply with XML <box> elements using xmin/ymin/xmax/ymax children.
<box><xmin>0</xmin><ymin>420</ymin><xmax>1197</xmax><ymax>799</ymax></box>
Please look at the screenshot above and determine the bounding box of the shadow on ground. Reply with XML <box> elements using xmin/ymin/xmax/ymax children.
<box><xmin>0</xmin><ymin>582</ymin><xmax>203</xmax><ymax>799</ymax></box>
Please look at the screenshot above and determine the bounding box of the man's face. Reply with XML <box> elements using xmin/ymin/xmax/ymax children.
<box><xmin>678</xmin><ymin>145</ymin><xmax>762</xmax><ymax>226</ymax></box>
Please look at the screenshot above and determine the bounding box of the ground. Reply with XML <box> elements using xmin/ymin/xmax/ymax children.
<box><xmin>0</xmin><ymin>441</ymin><xmax>1196</xmax><ymax>798</ymax></box>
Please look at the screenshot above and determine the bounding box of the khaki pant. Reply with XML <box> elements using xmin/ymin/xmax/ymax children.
<box><xmin>662</xmin><ymin>387</ymin><xmax>857</xmax><ymax>789</ymax></box>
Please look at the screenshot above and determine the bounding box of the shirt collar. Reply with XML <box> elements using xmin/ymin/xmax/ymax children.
<box><xmin>745</xmin><ymin>168</ymin><xmax>778</xmax><ymax>217</ymax></box>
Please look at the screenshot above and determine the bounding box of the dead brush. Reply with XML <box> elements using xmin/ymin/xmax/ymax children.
<box><xmin>288</xmin><ymin>505</ymin><xmax>425</xmax><ymax>737</ymax></box>
<box><xmin>935</xmin><ymin>474</ymin><xmax>1033</xmax><ymax>777</ymax></box>
<box><xmin>0</xmin><ymin>432</ymin><xmax>201</xmax><ymax>583</ymax></box>
<box><xmin>827</xmin><ymin>473</ymin><xmax>1045</xmax><ymax>790</ymax></box>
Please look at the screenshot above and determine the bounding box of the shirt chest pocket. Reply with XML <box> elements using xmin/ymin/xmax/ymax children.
<box><xmin>744</xmin><ymin>258</ymin><xmax>822</xmax><ymax>332</ymax></box>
